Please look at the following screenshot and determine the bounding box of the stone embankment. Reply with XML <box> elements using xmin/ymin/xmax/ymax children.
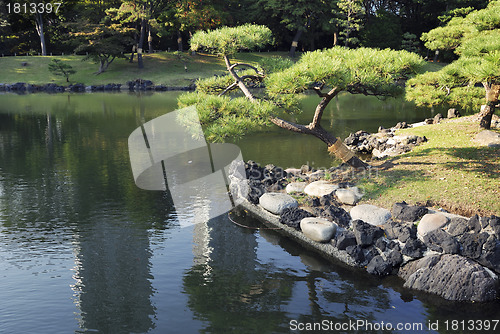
<box><xmin>0</xmin><ymin>79</ymin><xmax>195</xmax><ymax>93</ymax></box>
<box><xmin>235</xmin><ymin>160</ymin><xmax>500</xmax><ymax>302</ymax></box>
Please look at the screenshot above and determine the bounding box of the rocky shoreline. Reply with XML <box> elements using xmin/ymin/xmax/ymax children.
<box><xmin>234</xmin><ymin>160</ymin><xmax>499</xmax><ymax>302</ymax></box>
<box><xmin>0</xmin><ymin>79</ymin><xmax>195</xmax><ymax>93</ymax></box>
<box><xmin>231</xmin><ymin>115</ymin><xmax>500</xmax><ymax>303</ymax></box>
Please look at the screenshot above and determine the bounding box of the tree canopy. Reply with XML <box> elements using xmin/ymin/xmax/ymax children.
<box><xmin>407</xmin><ymin>0</ymin><xmax>500</xmax><ymax>129</ymax></box>
<box><xmin>180</xmin><ymin>24</ymin><xmax>425</xmax><ymax>168</ymax></box>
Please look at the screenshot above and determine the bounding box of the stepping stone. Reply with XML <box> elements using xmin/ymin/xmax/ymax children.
<box><xmin>350</xmin><ymin>204</ymin><xmax>391</xmax><ymax>226</ymax></box>
<box><xmin>304</xmin><ymin>181</ymin><xmax>338</xmax><ymax>197</ymax></box>
<box><xmin>300</xmin><ymin>217</ymin><xmax>337</xmax><ymax>242</ymax></box>
<box><xmin>285</xmin><ymin>182</ymin><xmax>307</xmax><ymax>194</ymax></box>
<box><xmin>474</xmin><ymin>130</ymin><xmax>500</xmax><ymax>147</ymax></box>
<box><xmin>335</xmin><ymin>187</ymin><xmax>363</xmax><ymax>205</ymax></box>
<box><xmin>417</xmin><ymin>213</ymin><xmax>449</xmax><ymax>237</ymax></box>
<box><xmin>259</xmin><ymin>193</ymin><xmax>298</xmax><ymax>215</ymax></box>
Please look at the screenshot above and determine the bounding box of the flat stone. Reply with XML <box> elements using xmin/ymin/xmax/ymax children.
<box><xmin>304</xmin><ymin>181</ymin><xmax>339</xmax><ymax>197</ymax></box>
<box><xmin>335</xmin><ymin>187</ymin><xmax>362</xmax><ymax>205</ymax></box>
<box><xmin>350</xmin><ymin>204</ymin><xmax>391</xmax><ymax>226</ymax></box>
<box><xmin>398</xmin><ymin>254</ymin><xmax>498</xmax><ymax>302</ymax></box>
<box><xmin>285</xmin><ymin>182</ymin><xmax>307</xmax><ymax>194</ymax></box>
<box><xmin>474</xmin><ymin>130</ymin><xmax>500</xmax><ymax>147</ymax></box>
<box><xmin>284</xmin><ymin>168</ymin><xmax>301</xmax><ymax>175</ymax></box>
<box><xmin>300</xmin><ymin>217</ymin><xmax>337</xmax><ymax>243</ymax></box>
<box><xmin>259</xmin><ymin>193</ymin><xmax>298</xmax><ymax>215</ymax></box>
<box><xmin>417</xmin><ymin>213</ymin><xmax>449</xmax><ymax>237</ymax></box>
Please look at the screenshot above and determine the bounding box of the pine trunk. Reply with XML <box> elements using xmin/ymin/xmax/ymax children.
<box><xmin>35</xmin><ymin>13</ymin><xmax>47</xmax><ymax>56</ymax></box>
<box><xmin>479</xmin><ymin>84</ymin><xmax>500</xmax><ymax>129</ymax></box>
<box><xmin>138</xmin><ymin>18</ymin><xmax>146</xmax><ymax>69</ymax></box>
<box><xmin>289</xmin><ymin>29</ymin><xmax>303</xmax><ymax>58</ymax></box>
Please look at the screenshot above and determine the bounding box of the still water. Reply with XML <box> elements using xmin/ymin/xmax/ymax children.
<box><xmin>0</xmin><ymin>92</ymin><xmax>497</xmax><ymax>333</ymax></box>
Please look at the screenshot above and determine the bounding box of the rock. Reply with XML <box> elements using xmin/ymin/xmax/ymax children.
<box><xmin>433</xmin><ymin>113</ymin><xmax>443</xmax><ymax>124</ymax></box>
<box><xmin>423</xmin><ymin>229</ymin><xmax>460</xmax><ymax>254</ymax></box>
<box><xmin>335</xmin><ymin>230</ymin><xmax>357</xmax><ymax>250</ymax></box>
<box><xmin>346</xmin><ymin>245</ymin><xmax>365</xmax><ymax>264</ymax></box>
<box><xmin>447</xmin><ymin>108</ymin><xmax>461</xmax><ymax>118</ymax></box>
<box><xmin>304</xmin><ymin>181</ymin><xmax>339</xmax><ymax>197</ymax></box>
<box><xmin>335</xmin><ymin>187</ymin><xmax>362</xmax><ymax>205</ymax></box>
<box><xmin>446</xmin><ymin>217</ymin><xmax>469</xmax><ymax>237</ymax></box>
<box><xmin>398</xmin><ymin>254</ymin><xmax>497</xmax><ymax>302</ymax></box>
<box><xmin>375</xmin><ymin>238</ymin><xmax>387</xmax><ymax>252</ymax></box>
<box><xmin>279</xmin><ymin>207</ymin><xmax>313</xmax><ymax>230</ymax></box>
<box><xmin>467</xmin><ymin>214</ymin><xmax>482</xmax><ymax>233</ymax></box>
<box><xmin>352</xmin><ymin>220</ymin><xmax>384</xmax><ymax>246</ymax></box>
<box><xmin>247</xmin><ymin>179</ymin><xmax>265</xmax><ymax>204</ymax></box>
<box><xmin>460</xmin><ymin>232</ymin><xmax>489</xmax><ymax>259</ymax></box>
<box><xmin>478</xmin><ymin>235</ymin><xmax>500</xmax><ymax>274</ymax></box>
<box><xmin>285</xmin><ymin>182</ymin><xmax>307</xmax><ymax>194</ymax></box>
<box><xmin>425</xmin><ymin>118</ymin><xmax>434</xmax><ymax>125</ymax></box>
<box><xmin>474</xmin><ymin>130</ymin><xmax>500</xmax><ymax>147</ymax></box>
<box><xmin>320</xmin><ymin>205</ymin><xmax>351</xmax><ymax>227</ymax></box>
<box><xmin>350</xmin><ymin>204</ymin><xmax>391</xmax><ymax>226</ymax></box>
<box><xmin>367</xmin><ymin>255</ymin><xmax>393</xmax><ymax>276</ymax></box>
<box><xmin>417</xmin><ymin>213</ymin><xmax>449</xmax><ymax>236</ymax></box>
<box><xmin>387</xmin><ymin>249</ymin><xmax>403</xmax><ymax>267</ymax></box>
<box><xmin>284</xmin><ymin>168</ymin><xmax>301</xmax><ymax>175</ymax></box>
<box><xmin>300</xmin><ymin>164</ymin><xmax>312</xmax><ymax>173</ymax></box>
<box><xmin>259</xmin><ymin>193</ymin><xmax>298</xmax><ymax>215</ymax></box>
<box><xmin>364</xmin><ymin>246</ymin><xmax>379</xmax><ymax>263</ymax></box>
<box><xmin>391</xmin><ymin>202</ymin><xmax>428</xmax><ymax>222</ymax></box>
<box><xmin>300</xmin><ymin>217</ymin><xmax>337</xmax><ymax>243</ymax></box>
<box><xmin>402</xmin><ymin>239</ymin><xmax>426</xmax><ymax>258</ymax></box>
<box><xmin>488</xmin><ymin>215</ymin><xmax>500</xmax><ymax>238</ymax></box>
<box><xmin>303</xmin><ymin>197</ymin><xmax>321</xmax><ymax>207</ymax></box>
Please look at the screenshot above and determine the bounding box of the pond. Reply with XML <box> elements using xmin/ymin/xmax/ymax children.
<box><xmin>0</xmin><ymin>92</ymin><xmax>498</xmax><ymax>333</ymax></box>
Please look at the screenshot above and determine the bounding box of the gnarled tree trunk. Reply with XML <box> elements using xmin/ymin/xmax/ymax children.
<box><xmin>35</xmin><ymin>13</ymin><xmax>47</xmax><ymax>56</ymax></box>
<box><xmin>479</xmin><ymin>83</ymin><xmax>500</xmax><ymax>129</ymax></box>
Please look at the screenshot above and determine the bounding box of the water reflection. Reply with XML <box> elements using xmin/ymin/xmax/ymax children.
<box><xmin>184</xmin><ymin>212</ymin><xmax>396</xmax><ymax>333</ymax></box>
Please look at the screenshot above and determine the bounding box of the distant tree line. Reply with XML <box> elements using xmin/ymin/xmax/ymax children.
<box><xmin>0</xmin><ymin>0</ymin><xmax>490</xmax><ymax>59</ymax></box>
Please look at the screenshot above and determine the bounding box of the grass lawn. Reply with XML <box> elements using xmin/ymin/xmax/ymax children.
<box><xmin>0</xmin><ymin>51</ymin><xmax>291</xmax><ymax>86</ymax></box>
<box><xmin>358</xmin><ymin>118</ymin><xmax>500</xmax><ymax>216</ymax></box>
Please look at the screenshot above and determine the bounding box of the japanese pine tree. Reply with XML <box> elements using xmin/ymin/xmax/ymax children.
<box><xmin>407</xmin><ymin>1</ymin><xmax>500</xmax><ymax>129</ymax></box>
<box><xmin>180</xmin><ymin>24</ymin><xmax>424</xmax><ymax>169</ymax></box>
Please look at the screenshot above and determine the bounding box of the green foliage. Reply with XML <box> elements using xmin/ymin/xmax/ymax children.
<box><xmin>360</xmin><ymin>10</ymin><xmax>402</xmax><ymax>50</ymax></box>
<box><xmin>258</xmin><ymin>56</ymin><xmax>293</xmax><ymax>75</ymax></box>
<box><xmin>335</xmin><ymin>0</ymin><xmax>365</xmax><ymax>47</ymax></box>
<box><xmin>401</xmin><ymin>33</ymin><xmax>420</xmax><ymax>54</ymax></box>
<box><xmin>190</xmin><ymin>24</ymin><xmax>272</xmax><ymax>56</ymax></box>
<box><xmin>195</xmin><ymin>68</ymin><xmax>259</xmax><ymax>95</ymax></box>
<box><xmin>408</xmin><ymin>1</ymin><xmax>500</xmax><ymax>112</ymax></box>
<box><xmin>177</xmin><ymin>92</ymin><xmax>275</xmax><ymax>141</ymax></box>
<box><xmin>265</xmin><ymin>47</ymin><xmax>425</xmax><ymax>98</ymax></box>
<box><xmin>48</xmin><ymin>59</ymin><xmax>76</xmax><ymax>82</ymax></box>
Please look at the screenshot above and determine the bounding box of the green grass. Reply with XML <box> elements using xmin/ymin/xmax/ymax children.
<box><xmin>0</xmin><ymin>51</ymin><xmax>290</xmax><ymax>86</ymax></box>
<box><xmin>358</xmin><ymin>119</ymin><xmax>500</xmax><ymax>215</ymax></box>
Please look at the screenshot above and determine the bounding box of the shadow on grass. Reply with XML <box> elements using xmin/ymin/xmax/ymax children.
<box><xmin>383</xmin><ymin>145</ymin><xmax>499</xmax><ymax>179</ymax></box>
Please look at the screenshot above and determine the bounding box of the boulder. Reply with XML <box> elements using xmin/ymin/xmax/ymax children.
<box><xmin>423</xmin><ymin>229</ymin><xmax>460</xmax><ymax>254</ymax></box>
<box><xmin>460</xmin><ymin>232</ymin><xmax>489</xmax><ymax>259</ymax></box>
<box><xmin>279</xmin><ymin>207</ymin><xmax>313</xmax><ymax>230</ymax></box>
<box><xmin>285</xmin><ymin>182</ymin><xmax>307</xmax><ymax>194</ymax></box>
<box><xmin>447</xmin><ymin>108</ymin><xmax>461</xmax><ymax>118</ymax></box>
<box><xmin>350</xmin><ymin>204</ymin><xmax>391</xmax><ymax>226</ymax></box>
<box><xmin>346</xmin><ymin>245</ymin><xmax>365</xmax><ymax>264</ymax></box>
<box><xmin>383</xmin><ymin>221</ymin><xmax>417</xmax><ymax>243</ymax></box>
<box><xmin>320</xmin><ymin>205</ymin><xmax>351</xmax><ymax>227</ymax></box>
<box><xmin>478</xmin><ymin>235</ymin><xmax>500</xmax><ymax>274</ymax></box>
<box><xmin>300</xmin><ymin>217</ymin><xmax>337</xmax><ymax>243</ymax></box>
<box><xmin>334</xmin><ymin>230</ymin><xmax>357</xmax><ymax>250</ymax></box>
<box><xmin>259</xmin><ymin>193</ymin><xmax>298</xmax><ymax>215</ymax></box>
<box><xmin>304</xmin><ymin>181</ymin><xmax>338</xmax><ymax>197</ymax></box>
<box><xmin>446</xmin><ymin>216</ymin><xmax>470</xmax><ymax>237</ymax></box>
<box><xmin>391</xmin><ymin>202</ymin><xmax>428</xmax><ymax>222</ymax></box>
<box><xmin>284</xmin><ymin>168</ymin><xmax>302</xmax><ymax>176</ymax></box>
<box><xmin>417</xmin><ymin>213</ymin><xmax>449</xmax><ymax>237</ymax></box>
<box><xmin>474</xmin><ymin>130</ymin><xmax>500</xmax><ymax>147</ymax></box>
<box><xmin>467</xmin><ymin>214</ymin><xmax>482</xmax><ymax>233</ymax></box>
<box><xmin>401</xmin><ymin>239</ymin><xmax>426</xmax><ymax>258</ymax></box>
<box><xmin>335</xmin><ymin>187</ymin><xmax>363</xmax><ymax>205</ymax></box>
<box><xmin>433</xmin><ymin>113</ymin><xmax>443</xmax><ymax>124</ymax></box>
<box><xmin>387</xmin><ymin>249</ymin><xmax>404</xmax><ymax>267</ymax></box>
<box><xmin>352</xmin><ymin>219</ymin><xmax>384</xmax><ymax>246</ymax></box>
<box><xmin>367</xmin><ymin>255</ymin><xmax>393</xmax><ymax>276</ymax></box>
<box><xmin>398</xmin><ymin>254</ymin><xmax>498</xmax><ymax>302</ymax></box>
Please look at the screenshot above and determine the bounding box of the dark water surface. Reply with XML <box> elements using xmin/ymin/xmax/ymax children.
<box><xmin>0</xmin><ymin>92</ymin><xmax>498</xmax><ymax>334</ymax></box>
